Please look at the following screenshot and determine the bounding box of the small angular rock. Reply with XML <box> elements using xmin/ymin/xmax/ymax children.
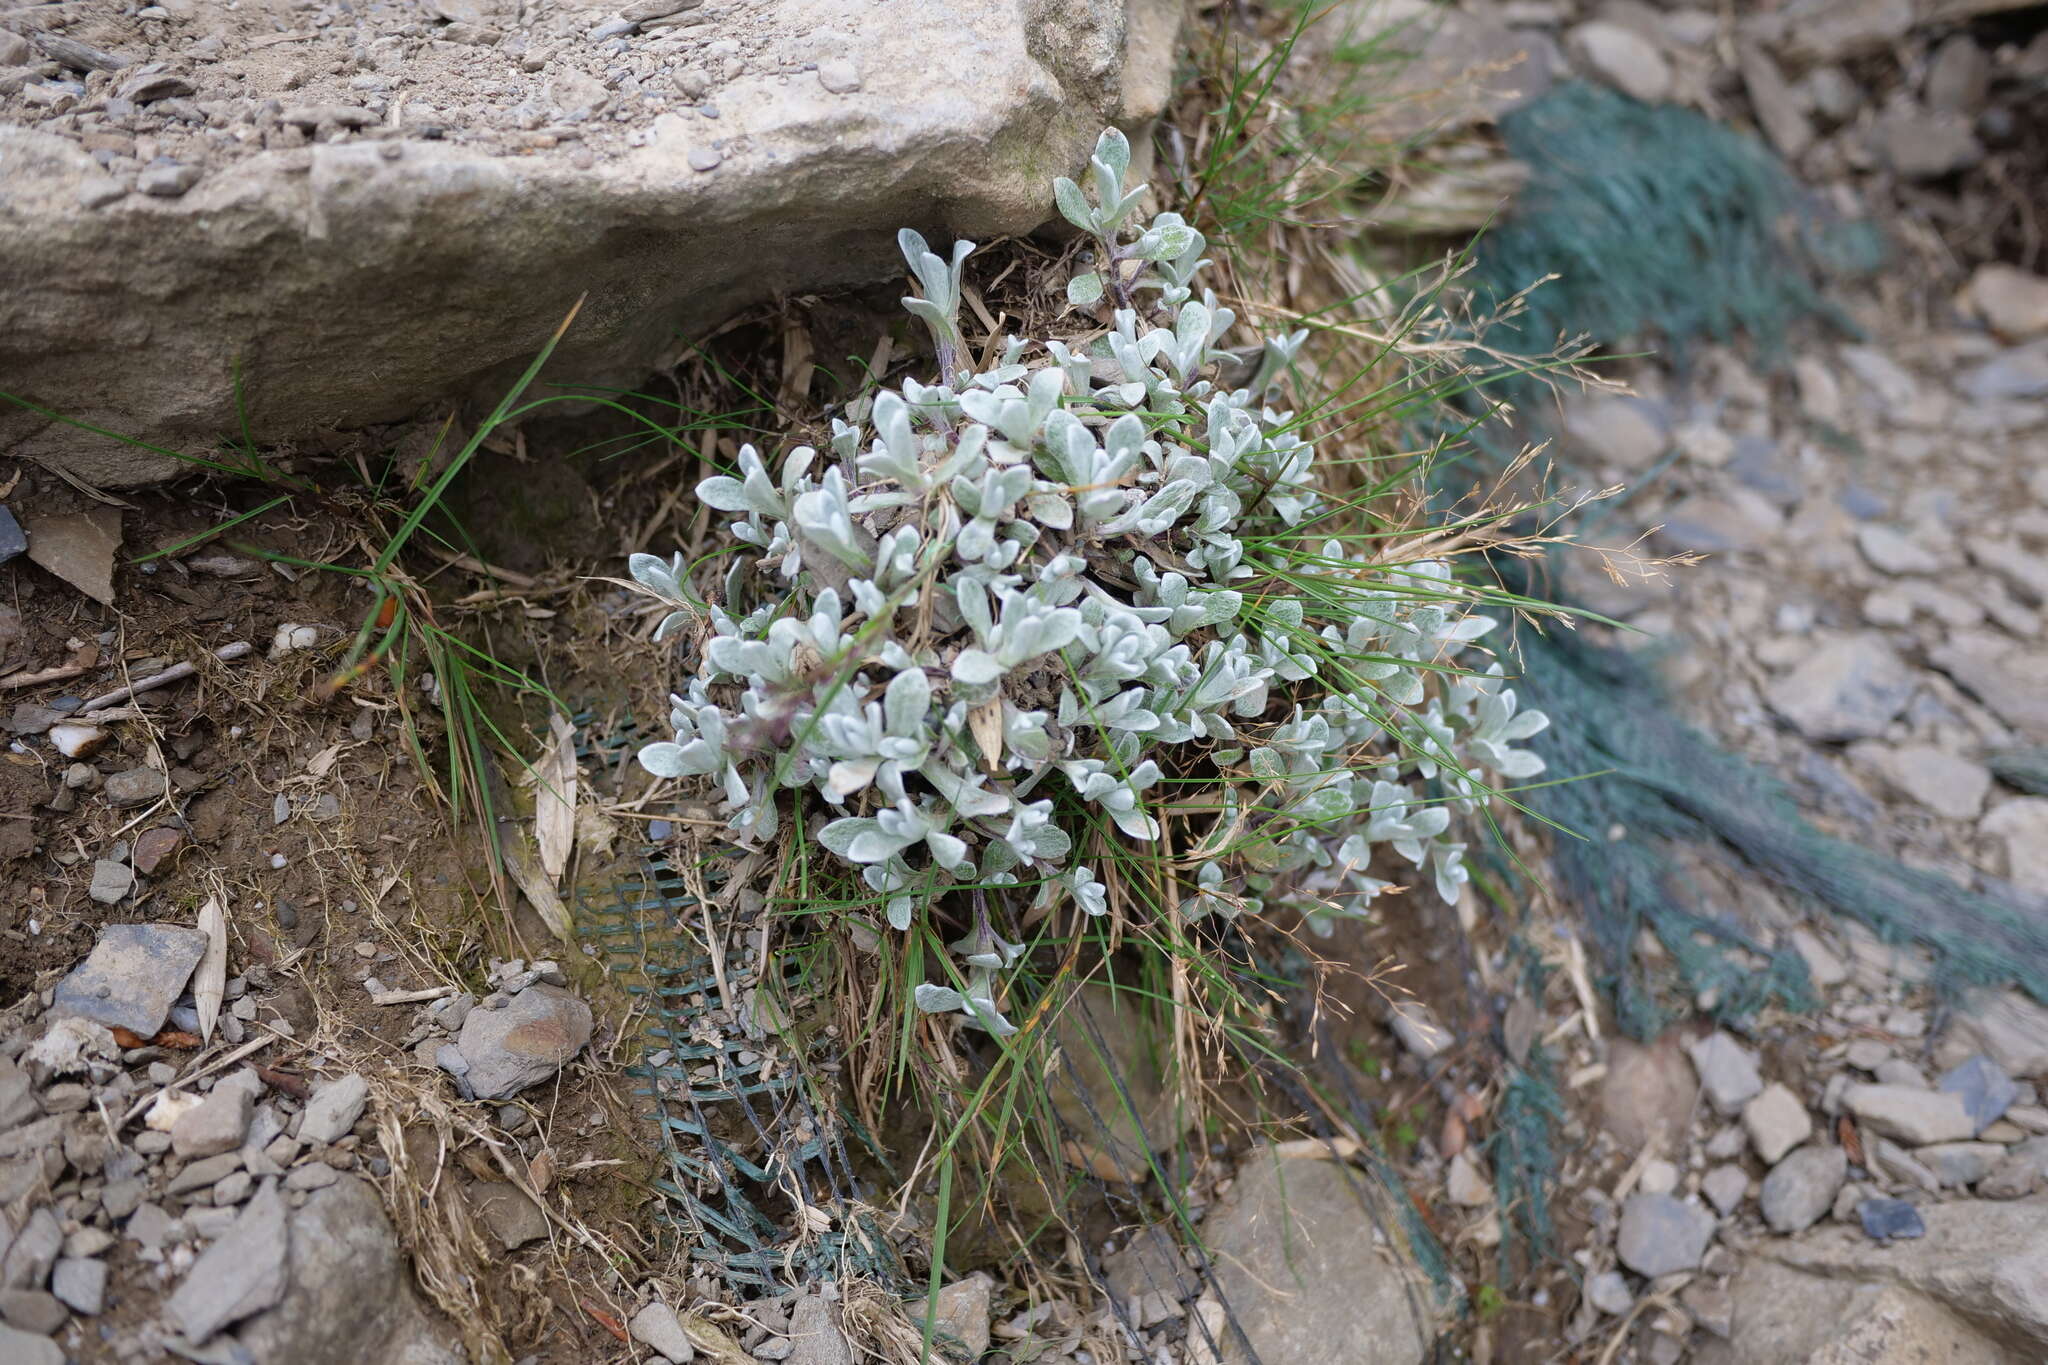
<box><xmin>87</xmin><ymin>858</ymin><xmax>134</xmax><ymax>905</ymax></box>
<box><xmin>1688</xmin><ymin>1032</ymin><xmax>1763</xmax><ymax>1116</ymax></box>
<box><xmin>52</xmin><ymin>916</ymin><xmax>205</xmax><ymax>1035</ymax></box>
<box><xmin>469</xmin><ymin>1181</ymin><xmax>548</xmax><ymax>1251</ymax></box>
<box><xmin>1703</xmin><ymin>1164</ymin><xmax>1748</xmax><ymax>1215</ymax></box>
<box><xmin>1938</xmin><ymin>1055</ymin><xmax>2016</xmax><ymax>1136</ymax></box>
<box><xmin>1857</xmin><ymin>1196</ymin><xmax>1925</xmax><ymax>1243</ymax></box>
<box><xmin>1842</xmin><ymin>1084</ymin><xmax>1974</xmax><ymax>1145</ymax></box>
<box><xmin>1979</xmin><ymin>1152</ymin><xmax>2041</xmax><ymax>1199</ymax></box>
<box><xmin>102</xmin><ymin>767</ymin><xmax>169</xmax><ymax>806</ymax></box>
<box><xmin>629</xmin><ymin>1299</ymin><xmax>694</xmax><ymax>1362</ymax></box>
<box><xmin>932</xmin><ymin>1273</ymin><xmax>992</xmax><ymax>1358</ymax></box>
<box><xmin>297</xmin><ymin>1074</ymin><xmax>369</xmax><ymax>1146</ymax></box>
<box><xmin>1616</xmin><ymin>1194</ymin><xmax>1715</xmax><ymax>1278</ymax></box>
<box><xmin>1913</xmin><ymin>1141</ymin><xmax>2003</xmax><ymax>1188</ymax></box>
<box><xmin>1743</xmin><ymin>1083</ymin><xmax>1812</xmax><ymax>1165</ymax></box>
<box><xmin>1586</xmin><ymin>1270</ymin><xmax>1632</xmax><ymax>1316</ymax></box>
<box><xmin>1765</xmin><ymin>636</ymin><xmax>1915</xmax><ymax>742</ymax></box>
<box><xmin>131</xmin><ymin>826</ymin><xmax>184</xmax><ymax>875</ymax></box>
<box><xmin>50</xmin><ymin>1257</ymin><xmax>105</xmax><ymax>1315</ymax></box>
<box><xmin>1567</xmin><ymin>21</ymin><xmax>1672</xmax><ymax>104</ymax></box>
<box><xmin>454</xmin><ymin>985</ymin><xmax>593</xmax><ymax>1099</ymax></box>
<box><xmin>2</xmin><ymin>1208</ymin><xmax>61</xmax><ymax>1290</ymax></box>
<box><xmin>171</xmin><ymin>1072</ymin><xmax>260</xmax><ymax>1158</ymax></box>
<box><xmin>1761</xmin><ymin>1145</ymin><xmax>1847</xmax><ymax>1234</ymax></box>
<box><xmin>165</xmin><ymin>1181</ymin><xmax>290</xmax><ymax>1341</ymax></box>
<box><xmin>0</xmin><ymin>1060</ymin><xmax>38</xmax><ymax>1132</ymax></box>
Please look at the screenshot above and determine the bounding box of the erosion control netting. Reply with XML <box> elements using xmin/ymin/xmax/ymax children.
<box><xmin>1463</xmin><ymin>81</ymin><xmax>1879</xmax><ymax>387</ymax></box>
<box><xmin>569</xmin><ymin>714</ymin><xmax>901</xmax><ymax>1297</ymax></box>
<box><xmin>1449</xmin><ymin>79</ymin><xmax>2048</xmax><ymax>1036</ymax></box>
<box><xmin>1435</xmin><ymin>75</ymin><xmax>2048</xmax><ymax>1267</ymax></box>
<box><xmin>1505</xmin><ymin>608</ymin><xmax>2048</xmax><ymax>1039</ymax></box>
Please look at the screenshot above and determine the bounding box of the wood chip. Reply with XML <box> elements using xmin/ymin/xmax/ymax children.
<box><xmin>504</xmin><ymin>831</ymin><xmax>573</xmax><ymax>940</ymax></box>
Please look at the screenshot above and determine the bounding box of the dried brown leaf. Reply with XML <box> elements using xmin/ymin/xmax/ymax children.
<box><xmin>968</xmin><ymin>699</ymin><xmax>1003</xmax><ymax>771</ymax></box>
<box><xmin>504</xmin><ymin>831</ymin><xmax>573</xmax><ymax>940</ymax></box>
<box><xmin>534</xmin><ymin>712</ymin><xmax>577</xmax><ymax>884</ymax></box>
<box><xmin>193</xmin><ymin>892</ymin><xmax>227</xmax><ymax>1045</ymax></box>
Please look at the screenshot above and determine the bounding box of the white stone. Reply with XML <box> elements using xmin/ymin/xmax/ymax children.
<box><xmin>1855</xmin><ymin>525</ymin><xmax>1945</xmax><ymax>575</ymax></box>
<box><xmin>1744</xmin><ymin>1084</ymin><xmax>1814</xmax><ymax>1165</ymax></box>
<box><xmin>1563</xmin><ymin>395</ymin><xmax>1667</xmax><ymax>469</ymax></box>
<box><xmin>1969</xmin><ymin>264</ymin><xmax>2048</xmax><ymax>342</ymax></box>
<box><xmin>1389</xmin><ymin>1000</ymin><xmax>1451</xmax><ymax>1060</ymax></box>
<box><xmin>1586</xmin><ymin>1270</ymin><xmax>1632</xmax><ymax>1316</ymax></box>
<box><xmin>1983</xmin><ymin>800</ymin><xmax>2048</xmax><ymax>896</ymax></box>
<box><xmin>629</xmin><ymin>1300</ymin><xmax>695</xmax><ymax>1363</ymax></box>
<box><xmin>1689</xmin><ymin>1032</ymin><xmax>1763</xmax><ymax>1116</ymax></box>
<box><xmin>1567</xmin><ymin>22</ymin><xmax>1672</xmax><ymax>104</ymax></box>
<box><xmin>1447</xmin><ymin>1151</ymin><xmax>1491</xmax><ymax>1207</ymax></box>
<box><xmin>1790</xmin><ymin>928</ymin><xmax>1848</xmax><ymax>988</ymax></box>
<box><xmin>1843</xmin><ymin>1084</ymin><xmax>1975</xmax><ymax>1145</ymax></box>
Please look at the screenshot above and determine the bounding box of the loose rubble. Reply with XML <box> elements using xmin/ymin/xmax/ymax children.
<box><xmin>0</xmin><ymin>915</ymin><xmax>578</xmax><ymax>1361</ymax></box>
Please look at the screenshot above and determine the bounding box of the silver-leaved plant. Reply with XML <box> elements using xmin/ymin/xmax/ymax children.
<box><xmin>628</xmin><ymin>129</ymin><xmax>1547</xmax><ymax>1036</ymax></box>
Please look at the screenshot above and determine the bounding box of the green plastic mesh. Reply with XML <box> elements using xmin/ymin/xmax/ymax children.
<box><xmin>1507</xmin><ymin>616</ymin><xmax>2048</xmax><ymax>1040</ymax></box>
<box><xmin>570</xmin><ymin>715</ymin><xmax>902</xmax><ymax>1296</ymax></box>
<box><xmin>1465</xmin><ymin>81</ymin><xmax>1878</xmax><ymax>382</ymax></box>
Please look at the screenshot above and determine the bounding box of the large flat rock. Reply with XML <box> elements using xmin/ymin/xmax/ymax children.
<box><xmin>1753</xmin><ymin>1196</ymin><xmax>2048</xmax><ymax>1354</ymax></box>
<box><xmin>1203</xmin><ymin>1150</ymin><xmax>1441</xmax><ymax>1365</ymax></box>
<box><xmin>0</xmin><ymin>0</ymin><xmax>1178</xmax><ymax>486</ymax></box>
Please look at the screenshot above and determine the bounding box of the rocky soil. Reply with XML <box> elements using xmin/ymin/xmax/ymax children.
<box><xmin>4</xmin><ymin>0</ymin><xmax>2048</xmax><ymax>1362</ymax></box>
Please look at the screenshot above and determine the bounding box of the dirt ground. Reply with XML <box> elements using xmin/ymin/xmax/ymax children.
<box><xmin>2</xmin><ymin>442</ymin><xmax>702</xmax><ymax>1359</ymax></box>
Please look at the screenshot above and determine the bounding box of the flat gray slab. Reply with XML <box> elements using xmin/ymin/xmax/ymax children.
<box><xmin>52</xmin><ymin>922</ymin><xmax>208</xmax><ymax>1038</ymax></box>
<box><xmin>0</xmin><ymin>0</ymin><xmax>1179</xmax><ymax>488</ymax></box>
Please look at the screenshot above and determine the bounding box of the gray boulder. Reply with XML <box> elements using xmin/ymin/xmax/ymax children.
<box><xmin>1756</xmin><ymin>1196</ymin><xmax>2048</xmax><ymax>1354</ymax></box>
<box><xmin>1202</xmin><ymin>1151</ymin><xmax>1440</xmax><ymax>1364</ymax></box>
<box><xmin>236</xmin><ymin>1174</ymin><xmax>460</xmax><ymax>1365</ymax></box>
<box><xmin>165</xmin><ymin>1180</ymin><xmax>291</xmax><ymax>1342</ymax></box>
<box><xmin>1727</xmin><ymin>1260</ymin><xmax>2006</xmax><ymax>1365</ymax></box>
<box><xmin>0</xmin><ymin>0</ymin><xmax>1180</xmax><ymax>488</ymax></box>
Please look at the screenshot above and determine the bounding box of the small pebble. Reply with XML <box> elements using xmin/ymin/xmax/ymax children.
<box><xmin>1857</xmin><ymin>1197</ymin><xmax>1926</xmax><ymax>1243</ymax></box>
<box><xmin>137</xmin><ymin>160</ymin><xmax>201</xmax><ymax>197</ymax></box>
